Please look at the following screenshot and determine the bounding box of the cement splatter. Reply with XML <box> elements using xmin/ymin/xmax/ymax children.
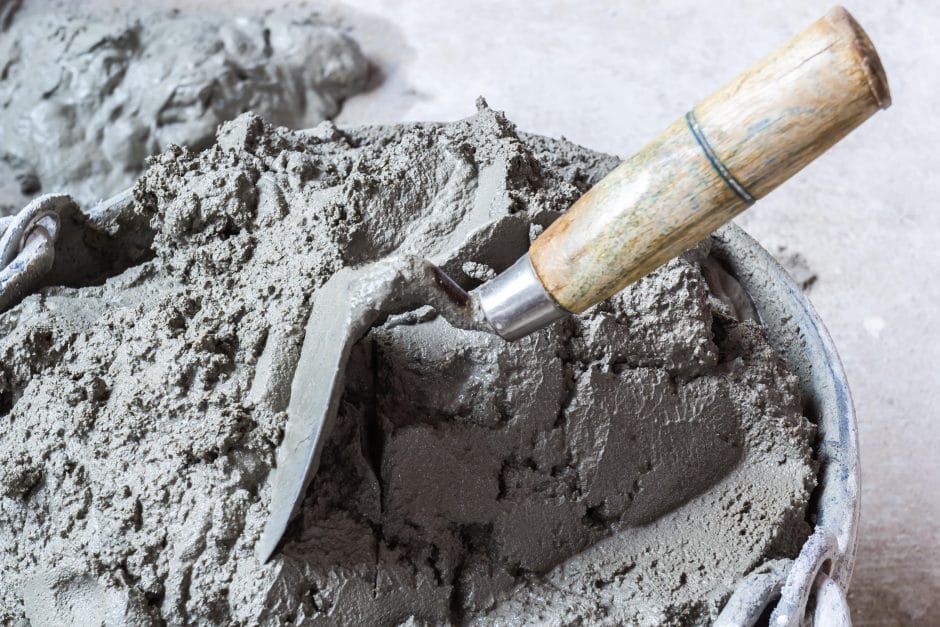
<box><xmin>772</xmin><ymin>245</ymin><xmax>818</xmax><ymax>292</ymax></box>
<box><xmin>0</xmin><ymin>2</ymin><xmax>370</xmax><ymax>214</ymax></box>
<box><xmin>0</xmin><ymin>108</ymin><xmax>816</xmax><ymax>625</ymax></box>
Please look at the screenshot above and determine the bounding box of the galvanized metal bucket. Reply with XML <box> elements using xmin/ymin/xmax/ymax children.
<box><xmin>0</xmin><ymin>196</ymin><xmax>858</xmax><ymax>626</ymax></box>
<box><xmin>712</xmin><ymin>225</ymin><xmax>859</xmax><ymax>626</ymax></box>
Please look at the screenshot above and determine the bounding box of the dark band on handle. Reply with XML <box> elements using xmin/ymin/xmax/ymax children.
<box><xmin>685</xmin><ymin>110</ymin><xmax>755</xmax><ymax>205</ymax></box>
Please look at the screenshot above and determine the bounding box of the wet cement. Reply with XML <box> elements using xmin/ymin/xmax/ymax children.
<box><xmin>0</xmin><ymin>107</ymin><xmax>816</xmax><ymax>625</ymax></box>
<box><xmin>0</xmin><ymin>1</ymin><xmax>369</xmax><ymax>214</ymax></box>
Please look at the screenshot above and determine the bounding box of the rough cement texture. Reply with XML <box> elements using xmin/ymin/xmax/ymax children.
<box><xmin>0</xmin><ymin>1</ymin><xmax>369</xmax><ymax>214</ymax></box>
<box><xmin>0</xmin><ymin>109</ymin><xmax>815</xmax><ymax>625</ymax></box>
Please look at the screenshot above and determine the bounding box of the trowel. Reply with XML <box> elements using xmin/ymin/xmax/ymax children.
<box><xmin>258</xmin><ymin>6</ymin><xmax>889</xmax><ymax>561</ymax></box>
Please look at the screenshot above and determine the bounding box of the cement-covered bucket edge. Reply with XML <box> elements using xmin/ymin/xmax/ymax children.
<box><xmin>712</xmin><ymin>224</ymin><xmax>859</xmax><ymax>625</ymax></box>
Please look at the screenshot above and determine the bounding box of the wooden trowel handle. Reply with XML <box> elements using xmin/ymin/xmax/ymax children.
<box><xmin>528</xmin><ymin>6</ymin><xmax>889</xmax><ymax>313</ymax></box>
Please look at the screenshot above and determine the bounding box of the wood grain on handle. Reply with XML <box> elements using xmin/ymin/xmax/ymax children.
<box><xmin>529</xmin><ymin>6</ymin><xmax>890</xmax><ymax>313</ymax></box>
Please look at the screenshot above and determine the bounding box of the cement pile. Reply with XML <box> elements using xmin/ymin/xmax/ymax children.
<box><xmin>0</xmin><ymin>2</ymin><xmax>370</xmax><ymax>214</ymax></box>
<box><xmin>0</xmin><ymin>107</ymin><xmax>816</xmax><ymax>625</ymax></box>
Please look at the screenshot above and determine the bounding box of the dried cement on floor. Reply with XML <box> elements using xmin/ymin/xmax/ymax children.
<box><xmin>0</xmin><ymin>1</ymin><xmax>370</xmax><ymax>214</ymax></box>
<box><xmin>0</xmin><ymin>108</ymin><xmax>816</xmax><ymax>625</ymax></box>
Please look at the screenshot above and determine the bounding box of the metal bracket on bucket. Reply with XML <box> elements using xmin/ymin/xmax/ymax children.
<box><xmin>0</xmin><ymin>194</ymin><xmax>71</xmax><ymax>313</ymax></box>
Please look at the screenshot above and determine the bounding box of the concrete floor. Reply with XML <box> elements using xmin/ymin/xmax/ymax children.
<box><xmin>327</xmin><ymin>2</ymin><xmax>937</xmax><ymax>624</ymax></box>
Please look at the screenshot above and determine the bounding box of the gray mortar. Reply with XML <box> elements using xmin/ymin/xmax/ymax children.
<box><xmin>0</xmin><ymin>107</ymin><xmax>816</xmax><ymax>626</ymax></box>
<box><xmin>0</xmin><ymin>1</ymin><xmax>369</xmax><ymax>215</ymax></box>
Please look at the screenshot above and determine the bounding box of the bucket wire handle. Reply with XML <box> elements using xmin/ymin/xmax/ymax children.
<box><xmin>771</xmin><ymin>528</ymin><xmax>851</xmax><ymax>626</ymax></box>
<box><xmin>716</xmin><ymin>528</ymin><xmax>852</xmax><ymax>626</ymax></box>
<box><xmin>715</xmin><ymin>562</ymin><xmax>789</xmax><ymax>627</ymax></box>
<box><xmin>0</xmin><ymin>195</ymin><xmax>65</xmax><ymax>267</ymax></box>
<box><xmin>0</xmin><ymin>194</ymin><xmax>71</xmax><ymax>312</ymax></box>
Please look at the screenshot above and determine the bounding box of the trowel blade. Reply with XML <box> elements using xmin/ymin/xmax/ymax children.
<box><xmin>257</xmin><ymin>257</ymin><xmax>491</xmax><ymax>562</ymax></box>
<box><xmin>256</xmin><ymin>268</ymin><xmax>377</xmax><ymax>563</ymax></box>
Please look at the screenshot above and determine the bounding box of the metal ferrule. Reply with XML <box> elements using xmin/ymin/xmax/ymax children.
<box><xmin>474</xmin><ymin>254</ymin><xmax>568</xmax><ymax>341</ymax></box>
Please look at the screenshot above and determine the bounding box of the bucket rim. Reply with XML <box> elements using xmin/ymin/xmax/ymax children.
<box><xmin>712</xmin><ymin>224</ymin><xmax>860</xmax><ymax>591</ymax></box>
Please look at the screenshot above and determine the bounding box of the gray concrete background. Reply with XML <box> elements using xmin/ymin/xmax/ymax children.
<box><xmin>330</xmin><ymin>2</ymin><xmax>938</xmax><ymax>624</ymax></box>
<box><xmin>44</xmin><ymin>0</ymin><xmax>940</xmax><ymax>623</ymax></box>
